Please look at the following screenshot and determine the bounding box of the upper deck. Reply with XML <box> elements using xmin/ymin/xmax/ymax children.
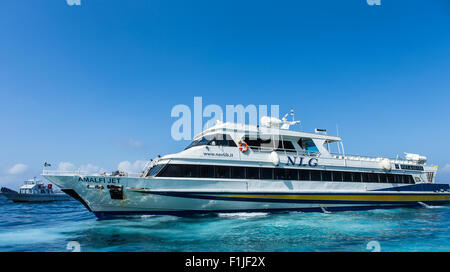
<box><xmin>187</xmin><ymin>121</ymin><xmax>431</xmax><ymax>167</ymax></box>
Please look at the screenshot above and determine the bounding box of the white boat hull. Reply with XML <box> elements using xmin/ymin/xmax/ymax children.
<box><xmin>43</xmin><ymin>174</ymin><xmax>450</xmax><ymax>218</ymax></box>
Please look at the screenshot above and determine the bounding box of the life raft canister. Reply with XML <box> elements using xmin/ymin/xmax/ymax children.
<box><xmin>239</xmin><ymin>142</ymin><xmax>249</xmax><ymax>153</ymax></box>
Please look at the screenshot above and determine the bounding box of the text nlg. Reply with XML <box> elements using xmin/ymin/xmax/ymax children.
<box><xmin>286</xmin><ymin>156</ymin><xmax>318</xmax><ymax>167</ymax></box>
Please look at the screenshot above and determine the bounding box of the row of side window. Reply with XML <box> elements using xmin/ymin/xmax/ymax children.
<box><xmin>243</xmin><ymin>136</ymin><xmax>297</xmax><ymax>152</ymax></box>
<box><xmin>155</xmin><ymin>164</ymin><xmax>415</xmax><ymax>184</ymax></box>
<box><xmin>185</xmin><ymin>134</ymin><xmax>320</xmax><ymax>154</ymax></box>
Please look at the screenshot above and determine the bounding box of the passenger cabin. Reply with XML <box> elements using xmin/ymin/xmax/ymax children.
<box><xmin>184</xmin><ymin>122</ymin><xmax>342</xmax><ymax>158</ymax></box>
<box><xmin>144</xmin><ymin>120</ymin><xmax>433</xmax><ymax>185</ymax></box>
<box><xmin>19</xmin><ymin>179</ymin><xmax>54</xmax><ymax>195</ymax></box>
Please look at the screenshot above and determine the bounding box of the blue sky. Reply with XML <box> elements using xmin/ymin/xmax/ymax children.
<box><xmin>1</xmin><ymin>0</ymin><xmax>449</xmax><ymax>188</ymax></box>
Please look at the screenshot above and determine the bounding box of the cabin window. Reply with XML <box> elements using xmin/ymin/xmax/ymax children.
<box><xmin>286</xmin><ymin>169</ymin><xmax>298</xmax><ymax>180</ymax></box>
<box><xmin>379</xmin><ymin>174</ymin><xmax>387</xmax><ymax>183</ymax></box>
<box><xmin>368</xmin><ymin>173</ymin><xmax>378</xmax><ymax>183</ymax></box>
<box><xmin>387</xmin><ymin>174</ymin><xmax>395</xmax><ymax>183</ymax></box>
<box><xmin>352</xmin><ymin>172</ymin><xmax>362</xmax><ymax>182</ymax></box>
<box><xmin>400</xmin><ymin>175</ymin><xmax>407</xmax><ymax>184</ymax></box>
<box><xmin>215</xmin><ymin>166</ymin><xmax>231</xmax><ymax>179</ymax></box>
<box><xmin>243</xmin><ymin>136</ymin><xmax>273</xmax><ymax>150</ymax></box>
<box><xmin>322</xmin><ymin>171</ymin><xmax>332</xmax><ymax>181</ymax></box>
<box><xmin>343</xmin><ymin>172</ymin><xmax>352</xmax><ymax>182</ymax></box>
<box><xmin>283</xmin><ymin>141</ymin><xmax>296</xmax><ymax>151</ymax></box>
<box><xmin>299</xmin><ymin>170</ymin><xmax>311</xmax><ymax>181</ymax></box>
<box><xmin>158</xmin><ymin>164</ymin><xmax>183</xmax><ymax>177</ymax></box>
<box><xmin>274</xmin><ymin>168</ymin><xmax>286</xmax><ymax>180</ymax></box>
<box><xmin>332</xmin><ymin>171</ymin><xmax>343</xmax><ymax>182</ymax></box>
<box><xmin>362</xmin><ymin>173</ymin><xmax>369</xmax><ymax>182</ymax></box>
<box><xmin>199</xmin><ymin>165</ymin><xmax>214</xmax><ymax>178</ymax></box>
<box><xmin>275</xmin><ymin>139</ymin><xmax>296</xmax><ymax>152</ymax></box>
<box><xmin>231</xmin><ymin>167</ymin><xmax>246</xmax><ymax>179</ymax></box>
<box><xmin>274</xmin><ymin>168</ymin><xmax>297</xmax><ymax>180</ymax></box>
<box><xmin>310</xmin><ymin>170</ymin><xmax>321</xmax><ymax>181</ymax></box>
<box><xmin>402</xmin><ymin>175</ymin><xmax>408</xmax><ymax>183</ymax></box>
<box><xmin>403</xmin><ymin>175</ymin><xmax>411</xmax><ymax>184</ymax></box>
<box><xmin>183</xmin><ymin>165</ymin><xmax>198</xmax><ymax>178</ymax></box>
<box><xmin>147</xmin><ymin>164</ymin><xmax>165</xmax><ymax>177</ymax></box>
<box><xmin>209</xmin><ymin>134</ymin><xmax>237</xmax><ymax>147</ymax></box>
<box><xmin>402</xmin><ymin>175</ymin><xmax>413</xmax><ymax>184</ymax></box>
<box><xmin>298</xmin><ymin>138</ymin><xmax>319</xmax><ymax>153</ymax></box>
<box><xmin>185</xmin><ymin>134</ymin><xmax>236</xmax><ymax>150</ymax></box>
<box><xmin>260</xmin><ymin>168</ymin><xmax>273</xmax><ymax>179</ymax></box>
<box><xmin>185</xmin><ymin>137</ymin><xmax>210</xmax><ymax>150</ymax></box>
<box><xmin>246</xmin><ymin>167</ymin><xmax>260</xmax><ymax>179</ymax></box>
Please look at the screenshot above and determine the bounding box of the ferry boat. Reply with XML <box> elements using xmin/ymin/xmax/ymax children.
<box><xmin>2</xmin><ymin>178</ymin><xmax>71</xmax><ymax>202</ymax></box>
<box><xmin>42</xmin><ymin>114</ymin><xmax>450</xmax><ymax>218</ymax></box>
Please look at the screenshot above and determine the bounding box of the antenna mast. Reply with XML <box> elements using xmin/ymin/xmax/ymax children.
<box><xmin>336</xmin><ymin>124</ymin><xmax>341</xmax><ymax>154</ymax></box>
<box><xmin>281</xmin><ymin>109</ymin><xmax>300</xmax><ymax>130</ymax></box>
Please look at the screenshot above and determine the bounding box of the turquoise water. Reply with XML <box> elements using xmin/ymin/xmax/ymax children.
<box><xmin>0</xmin><ymin>194</ymin><xmax>449</xmax><ymax>252</ymax></box>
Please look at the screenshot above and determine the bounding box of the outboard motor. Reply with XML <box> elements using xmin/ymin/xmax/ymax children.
<box><xmin>108</xmin><ymin>185</ymin><xmax>124</xmax><ymax>200</ymax></box>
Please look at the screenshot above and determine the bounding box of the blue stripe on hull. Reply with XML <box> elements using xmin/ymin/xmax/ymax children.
<box><xmin>141</xmin><ymin>191</ymin><xmax>450</xmax><ymax>205</ymax></box>
<box><xmin>373</xmin><ymin>183</ymin><xmax>450</xmax><ymax>192</ymax></box>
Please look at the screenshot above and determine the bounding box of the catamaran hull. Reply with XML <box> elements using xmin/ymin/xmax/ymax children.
<box><xmin>43</xmin><ymin>174</ymin><xmax>450</xmax><ymax>218</ymax></box>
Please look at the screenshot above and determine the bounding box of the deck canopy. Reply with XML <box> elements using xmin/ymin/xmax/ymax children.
<box><xmin>191</xmin><ymin>122</ymin><xmax>342</xmax><ymax>156</ymax></box>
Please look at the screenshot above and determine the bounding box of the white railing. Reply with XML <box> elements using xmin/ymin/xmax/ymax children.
<box><xmin>330</xmin><ymin>153</ymin><xmax>411</xmax><ymax>163</ymax></box>
<box><xmin>248</xmin><ymin>145</ymin><xmax>321</xmax><ymax>157</ymax></box>
<box><xmin>42</xmin><ymin>169</ymin><xmax>144</xmax><ymax>177</ymax></box>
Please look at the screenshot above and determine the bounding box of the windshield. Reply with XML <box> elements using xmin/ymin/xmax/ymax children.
<box><xmin>146</xmin><ymin>164</ymin><xmax>165</xmax><ymax>177</ymax></box>
<box><xmin>185</xmin><ymin>134</ymin><xmax>236</xmax><ymax>150</ymax></box>
<box><xmin>298</xmin><ymin>138</ymin><xmax>319</xmax><ymax>152</ymax></box>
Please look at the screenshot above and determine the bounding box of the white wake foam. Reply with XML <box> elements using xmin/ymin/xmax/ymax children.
<box><xmin>218</xmin><ymin>212</ymin><xmax>269</xmax><ymax>219</ymax></box>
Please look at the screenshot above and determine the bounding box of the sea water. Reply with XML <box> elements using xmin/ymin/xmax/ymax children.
<box><xmin>0</xmin><ymin>194</ymin><xmax>449</xmax><ymax>252</ymax></box>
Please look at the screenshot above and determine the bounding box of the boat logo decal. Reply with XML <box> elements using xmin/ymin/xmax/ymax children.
<box><xmin>286</xmin><ymin>156</ymin><xmax>318</xmax><ymax>167</ymax></box>
<box><xmin>78</xmin><ymin>177</ymin><xmax>121</xmax><ymax>184</ymax></box>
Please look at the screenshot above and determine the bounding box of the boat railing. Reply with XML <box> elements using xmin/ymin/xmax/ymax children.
<box><xmin>330</xmin><ymin>153</ymin><xmax>411</xmax><ymax>163</ymax></box>
<box><xmin>42</xmin><ymin>169</ymin><xmax>144</xmax><ymax>177</ymax></box>
<box><xmin>248</xmin><ymin>145</ymin><xmax>321</xmax><ymax>157</ymax></box>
